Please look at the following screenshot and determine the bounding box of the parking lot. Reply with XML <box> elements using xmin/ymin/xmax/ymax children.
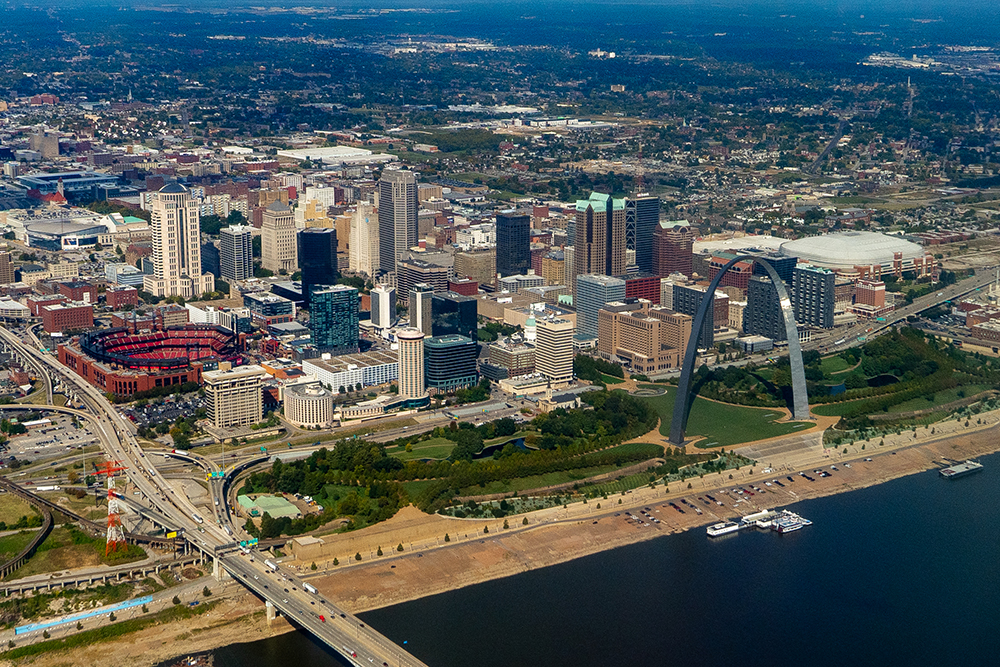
<box><xmin>119</xmin><ymin>396</ymin><xmax>206</xmax><ymax>429</ymax></box>
<box><xmin>0</xmin><ymin>412</ymin><xmax>99</xmax><ymax>466</ymax></box>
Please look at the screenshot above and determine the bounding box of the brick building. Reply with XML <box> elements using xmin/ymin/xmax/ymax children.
<box><xmin>106</xmin><ymin>285</ymin><xmax>139</xmax><ymax>310</ymax></box>
<box><xmin>41</xmin><ymin>302</ymin><xmax>94</xmax><ymax>333</ymax></box>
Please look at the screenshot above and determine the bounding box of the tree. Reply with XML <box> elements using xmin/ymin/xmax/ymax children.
<box><xmin>76</xmin><ymin>622</ymin><xmax>83</xmax><ymax>630</ymax></box>
<box><xmin>483</xmin><ymin>525</ymin><xmax>489</xmax><ymax>534</ymax></box>
<box><xmin>377</xmin><ymin>546</ymin><xmax>383</xmax><ymax>556</ymax></box>
<box><xmin>333</xmin><ymin>557</ymin><xmax>339</xmax><ymax>566</ymax></box>
<box><xmin>311</xmin><ymin>562</ymin><xmax>317</xmax><ymax>571</ymax></box>
<box><xmin>444</xmin><ymin>533</ymin><xmax>450</xmax><ymax>542</ymax></box>
<box><xmin>172</xmin><ymin>595</ymin><xmax>181</xmax><ymax>605</ymax></box>
<box><xmin>109</xmin><ymin>613</ymin><xmax>116</xmax><ymax>622</ymax></box>
<box><xmin>203</xmin><ymin>586</ymin><xmax>212</xmax><ymax>597</ymax></box>
<box><xmin>397</xmin><ymin>543</ymin><xmax>404</xmax><ymax>552</ymax></box>
<box><xmin>355</xmin><ymin>552</ymin><xmax>362</xmax><ymax>561</ymax></box>
<box><xmin>43</xmin><ymin>630</ymin><xmax>50</xmax><ymax>639</ymax></box>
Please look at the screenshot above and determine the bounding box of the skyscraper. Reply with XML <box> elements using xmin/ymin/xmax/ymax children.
<box><xmin>626</xmin><ymin>195</ymin><xmax>660</xmax><ymax>273</ymax></box>
<box><xmin>744</xmin><ymin>275</ymin><xmax>786</xmax><ymax>342</ymax></box>
<box><xmin>377</xmin><ymin>169</ymin><xmax>417</xmax><ymax>274</ymax></box>
<box><xmin>297</xmin><ymin>228</ymin><xmax>338</xmax><ymax>307</ymax></box>
<box><xmin>143</xmin><ymin>183</ymin><xmax>214</xmax><ymax>298</ymax></box>
<box><xmin>309</xmin><ymin>284</ymin><xmax>360</xmax><ymax>353</ymax></box>
<box><xmin>575</xmin><ymin>274</ymin><xmax>626</xmax><ymax>340</ymax></box>
<box><xmin>219</xmin><ymin>225</ymin><xmax>253</xmax><ymax>282</ymax></box>
<box><xmin>572</xmin><ymin>192</ymin><xmax>626</xmax><ymax>292</ymax></box>
<box><xmin>496</xmin><ymin>210</ymin><xmax>531</xmax><ymax>278</ymax></box>
<box><xmin>396</xmin><ymin>328</ymin><xmax>426</xmax><ymax>400</ymax></box>
<box><xmin>424</xmin><ymin>335</ymin><xmax>479</xmax><ymax>393</ymax></box>
<box><xmin>348</xmin><ymin>202</ymin><xmax>378</xmax><ymax>277</ymax></box>
<box><xmin>371</xmin><ymin>284</ymin><xmax>396</xmax><ymax>329</ymax></box>
<box><xmin>535</xmin><ymin>317</ymin><xmax>575</xmax><ymax>388</ymax></box>
<box><xmin>200</xmin><ymin>242</ymin><xmax>221</xmax><ymax>279</ymax></box>
<box><xmin>431</xmin><ymin>291</ymin><xmax>478</xmax><ymax>341</ymax></box>
<box><xmin>651</xmin><ymin>220</ymin><xmax>694</xmax><ymax>278</ymax></box>
<box><xmin>0</xmin><ymin>251</ymin><xmax>14</xmax><ymax>285</ymax></box>
<box><xmin>409</xmin><ymin>282</ymin><xmax>434</xmax><ymax>336</ymax></box>
<box><xmin>792</xmin><ymin>264</ymin><xmax>835</xmax><ymax>329</ymax></box>
<box><xmin>260</xmin><ymin>201</ymin><xmax>298</xmax><ymax>275</ymax></box>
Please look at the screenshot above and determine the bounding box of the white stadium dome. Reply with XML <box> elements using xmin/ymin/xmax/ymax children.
<box><xmin>779</xmin><ymin>231</ymin><xmax>925</xmax><ymax>271</ymax></box>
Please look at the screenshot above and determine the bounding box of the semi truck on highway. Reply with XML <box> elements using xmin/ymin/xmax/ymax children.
<box><xmin>303</xmin><ymin>583</ymin><xmax>318</xmax><ymax>594</ymax></box>
<box><xmin>191</xmin><ymin>513</ymin><xmax>204</xmax><ymax>524</ymax></box>
<box><xmin>265</xmin><ymin>559</ymin><xmax>278</xmax><ymax>572</ymax></box>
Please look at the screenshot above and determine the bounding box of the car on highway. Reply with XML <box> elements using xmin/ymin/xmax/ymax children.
<box><xmin>319</xmin><ymin>615</ymin><xmax>325</xmax><ymax>622</ymax></box>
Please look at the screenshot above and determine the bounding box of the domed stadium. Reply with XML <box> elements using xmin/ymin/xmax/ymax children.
<box><xmin>779</xmin><ymin>231</ymin><xmax>928</xmax><ymax>272</ymax></box>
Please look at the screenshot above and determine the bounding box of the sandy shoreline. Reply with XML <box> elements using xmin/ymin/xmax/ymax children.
<box><xmin>6</xmin><ymin>417</ymin><xmax>1000</xmax><ymax>667</ymax></box>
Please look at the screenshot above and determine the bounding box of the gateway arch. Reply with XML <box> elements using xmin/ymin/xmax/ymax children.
<box><xmin>669</xmin><ymin>256</ymin><xmax>811</xmax><ymax>445</ymax></box>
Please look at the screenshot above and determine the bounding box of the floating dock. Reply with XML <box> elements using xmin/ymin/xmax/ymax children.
<box><xmin>940</xmin><ymin>460</ymin><xmax>983</xmax><ymax>479</ymax></box>
<box><xmin>706</xmin><ymin>509</ymin><xmax>812</xmax><ymax>537</ymax></box>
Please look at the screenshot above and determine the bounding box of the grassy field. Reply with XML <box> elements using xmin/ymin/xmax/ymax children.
<box><xmin>634</xmin><ymin>386</ymin><xmax>813</xmax><ymax>448</ymax></box>
<box><xmin>6</xmin><ymin>526</ymin><xmax>146</xmax><ymax>580</ymax></box>
<box><xmin>886</xmin><ymin>385</ymin><xmax>990</xmax><ymax>414</ymax></box>
<box><xmin>584</xmin><ymin>472</ymin><xmax>659</xmax><ymax>497</ymax></box>
<box><xmin>392</xmin><ymin>437</ymin><xmax>456</xmax><ymax>461</ymax></box>
<box><xmin>8</xmin><ymin>527</ymin><xmax>103</xmax><ymax>579</ymax></box>
<box><xmin>0</xmin><ymin>495</ymin><xmax>37</xmax><ymax>526</ymax></box>
<box><xmin>820</xmin><ymin>356</ymin><xmax>851</xmax><ymax>375</ymax></box>
<box><xmin>812</xmin><ymin>401</ymin><xmax>867</xmax><ymax>417</ymax></box>
<box><xmin>813</xmin><ymin>384</ymin><xmax>992</xmax><ymax>418</ymax></box>
<box><xmin>0</xmin><ymin>530</ymin><xmax>38</xmax><ymax>563</ymax></box>
<box><xmin>600</xmin><ymin>373</ymin><xmax>625</xmax><ymax>385</ymax></box>
<box><xmin>458</xmin><ymin>463</ymin><xmax>627</xmax><ymax>496</ymax></box>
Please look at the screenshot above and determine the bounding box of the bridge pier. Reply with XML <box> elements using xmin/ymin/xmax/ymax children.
<box><xmin>265</xmin><ymin>600</ymin><xmax>278</xmax><ymax>624</ymax></box>
<box><xmin>212</xmin><ymin>557</ymin><xmax>228</xmax><ymax>582</ymax></box>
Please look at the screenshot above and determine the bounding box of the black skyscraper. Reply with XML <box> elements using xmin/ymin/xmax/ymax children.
<box><xmin>626</xmin><ymin>195</ymin><xmax>660</xmax><ymax>273</ymax></box>
<box><xmin>496</xmin><ymin>211</ymin><xmax>530</xmax><ymax>277</ymax></box>
<box><xmin>431</xmin><ymin>291</ymin><xmax>478</xmax><ymax>341</ymax></box>
<box><xmin>297</xmin><ymin>228</ymin><xmax>339</xmax><ymax>306</ymax></box>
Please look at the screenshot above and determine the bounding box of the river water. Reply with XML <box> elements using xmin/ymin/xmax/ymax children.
<box><xmin>213</xmin><ymin>452</ymin><xmax>1000</xmax><ymax>667</ymax></box>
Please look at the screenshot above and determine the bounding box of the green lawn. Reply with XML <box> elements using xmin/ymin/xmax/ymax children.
<box><xmin>6</xmin><ymin>526</ymin><xmax>146</xmax><ymax>580</ymax></box>
<box><xmin>392</xmin><ymin>437</ymin><xmax>457</xmax><ymax>461</ymax></box>
<box><xmin>813</xmin><ymin>384</ymin><xmax>992</xmax><ymax>418</ymax></box>
<box><xmin>585</xmin><ymin>472</ymin><xmax>659</xmax><ymax>497</ymax></box>
<box><xmin>0</xmin><ymin>495</ymin><xmax>37</xmax><ymax>526</ymax></box>
<box><xmin>820</xmin><ymin>356</ymin><xmax>851</xmax><ymax>375</ymax></box>
<box><xmin>458</xmin><ymin>463</ymin><xmax>627</xmax><ymax>496</ymax></box>
<box><xmin>400</xmin><ymin>480</ymin><xmax>438</xmax><ymax>500</ymax></box>
<box><xmin>886</xmin><ymin>385</ymin><xmax>990</xmax><ymax>414</ymax></box>
<box><xmin>633</xmin><ymin>386</ymin><xmax>813</xmax><ymax>448</ymax></box>
<box><xmin>0</xmin><ymin>530</ymin><xmax>38</xmax><ymax>562</ymax></box>
<box><xmin>600</xmin><ymin>373</ymin><xmax>625</xmax><ymax>385</ymax></box>
<box><xmin>483</xmin><ymin>430</ymin><xmax>533</xmax><ymax>446</ymax></box>
<box><xmin>812</xmin><ymin>400</ymin><xmax>868</xmax><ymax>417</ymax></box>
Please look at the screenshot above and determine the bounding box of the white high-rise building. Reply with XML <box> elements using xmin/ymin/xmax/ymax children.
<box><xmin>377</xmin><ymin>169</ymin><xmax>417</xmax><ymax>274</ymax></box>
<box><xmin>349</xmin><ymin>202</ymin><xmax>379</xmax><ymax>277</ymax></box>
<box><xmin>371</xmin><ymin>284</ymin><xmax>396</xmax><ymax>330</ymax></box>
<box><xmin>396</xmin><ymin>328</ymin><xmax>426</xmax><ymax>400</ymax></box>
<box><xmin>143</xmin><ymin>183</ymin><xmax>215</xmax><ymax>298</ymax></box>
<box><xmin>203</xmin><ymin>364</ymin><xmax>266</xmax><ymax>428</ymax></box>
<box><xmin>260</xmin><ymin>201</ymin><xmax>298</xmax><ymax>275</ymax></box>
<box><xmin>535</xmin><ymin>316</ymin><xmax>575</xmax><ymax>388</ymax></box>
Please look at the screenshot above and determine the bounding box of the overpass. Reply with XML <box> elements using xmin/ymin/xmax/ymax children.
<box><xmin>0</xmin><ymin>328</ymin><xmax>429</xmax><ymax>667</ymax></box>
<box><xmin>803</xmin><ymin>267</ymin><xmax>999</xmax><ymax>354</ymax></box>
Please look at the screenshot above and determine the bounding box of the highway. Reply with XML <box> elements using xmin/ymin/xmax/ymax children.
<box><xmin>0</xmin><ymin>327</ymin><xmax>428</xmax><ymax>667</ymax></box>
<box><xmin>804</xmin><ymin>267</ymin><xmax>999</xmax><ymax>353</ymax></box>
<box><xmin>226</xmin><ymin>555</ymin><xmax>427</xmax><ymax>667</ymax></box>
